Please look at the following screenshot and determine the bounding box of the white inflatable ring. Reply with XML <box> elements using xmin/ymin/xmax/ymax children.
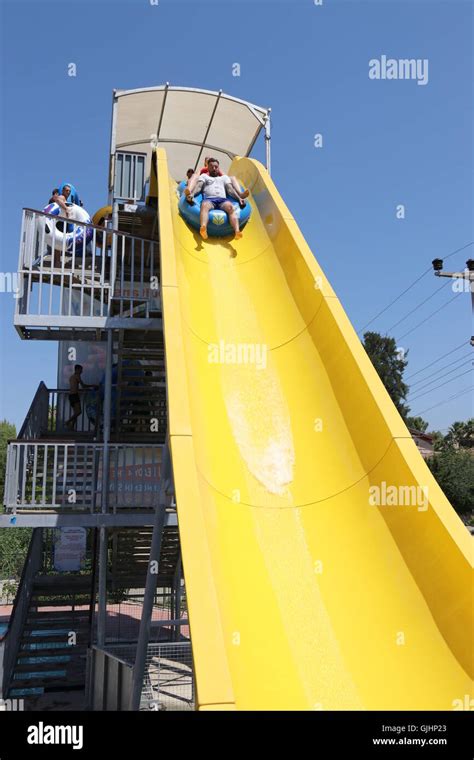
<box><xmin>40</xmin><ymin>202</ymin><xmax>94</xmax><ymax>255</ymax></box>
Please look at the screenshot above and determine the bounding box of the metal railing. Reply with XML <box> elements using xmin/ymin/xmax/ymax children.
<box><xmin>141</xmin><ymin>641</ymin><xmax>194</xmax><ymax>711</ymax></box>
<box><xmin>86</xmin><ymin>646</ymin><xmax>134</xmax><ymax>711</ymax></box>
<box><xmin>15</xmin><ymin>379</ymin><xmax>167</xmax><ymax>442</ymax></box>
<box><xmin>90</xmin><ymin>640</ymin><xmax>194</xmax><ymax>711</ymax></box>
<box><xmin>17</xmin><ymin>382</ymin><xmax>49</xmax><ymax>440</ymax></box>
<box><xmin>17</xmin><ymin>382</ymin><xmax>100</xmax><ymax>440</ymax></box>
<box><xmin>4</xmin><ymin>442</ymin><xmax>164</xmax><ymax>512</ymax></box>
<box><xmin>44</xmin><ymin>388</ymin><xmax>100</xmax><ymax>436</ymax></box>
<box><xmin>15</xmin><ymin>208</ymin><xmax>159</xmax><ymax>326</ymax></box>
<box><xmin>1</xmin><ymin>529</ymin><xmax>42</xmax><ymax>697</ymax></box>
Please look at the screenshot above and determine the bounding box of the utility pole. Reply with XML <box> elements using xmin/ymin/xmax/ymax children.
<box><xmin>432</xmin><ymin>258</ymin><xmax>474</xmax><ymax>346</ymax></box>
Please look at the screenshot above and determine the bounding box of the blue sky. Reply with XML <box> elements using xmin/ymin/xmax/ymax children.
<box><xmin>0</xmin><ymin>0</ymin><xmax>472</xmax><ymax>433</ymax></box>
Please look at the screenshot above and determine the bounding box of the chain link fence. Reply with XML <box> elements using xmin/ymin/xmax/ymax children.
<box><xmin>105</xmin><ymin>640</ymin><xmax>194</xmax><ymax>711</ymax></box>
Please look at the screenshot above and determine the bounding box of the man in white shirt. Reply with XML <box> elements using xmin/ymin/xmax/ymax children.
<box><xmin>185</xmin><ymin>158</ymin><xmax>246</xmax><ymax>240</ymax></box>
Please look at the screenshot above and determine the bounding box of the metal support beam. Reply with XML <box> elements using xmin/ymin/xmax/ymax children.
<box><xmin>97</xmin><ymin>329</ymin><xmax>113</xmax><ymax>648</ymax></box>
<box><xmin>155</xmin><ymin>82</ymin><xmax>170</xmax><ymax>143</ymax></box>
<box><xmin>0</xmin><ymin>512</ymin><xmax>178</xmax><ymax>528</ymax></box>
<box><xmin>129</xmin><ymin>438</ymin><xmax>173</xmax><ymax>710</ymax></box>
<box><xmin>173</xmin><ymin>552</ymin><xmax>182</xmax><ymax>642</ymax></box>
<box><xmin>264</xmin><ymin>108</ymin><xmax>272</xmax><ymax>176</ymax></box>
<box><xmin>102</xmin><ymin>331</ymin><xmax>113</xmax><ymax>511</ymax></box>
<box><xmin>194</xmin><ymin>89</ymin><xmax>223</xmax><ymax>172</ymax></box>
<box><xmin>97</xmin><ymin>526</ymin><xmax>107</xmax><ymax>647</ymax></box>
<box><xmin>129</xmin><ymin>505</ymin><xmax>166</xmax><ymax>710</ymax></box>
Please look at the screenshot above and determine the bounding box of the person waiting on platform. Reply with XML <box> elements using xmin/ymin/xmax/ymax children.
<box><xmin>49</xmin><ymin>185</ymin><xmax>72</xmax><ymax>218</ymax></box>
<box><xmin>66</xmin><ymin>364</ymin><xmax>98</xmax><ymax>430</ymax></box>
<box><xmin>185</xmin><ymin>158</ymin><xmax>245</xmax><ymax>240</ymax></box>
<box><xmin>185</xmin><ymin>156</ymin><xmax>248</xmax><ymax>202</ymax></box>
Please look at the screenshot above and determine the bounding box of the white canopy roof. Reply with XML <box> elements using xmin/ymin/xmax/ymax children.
<box><xmin>110</xmin><ymin>85</ymin><xmax>270</xmax><ymax>183</ymax></box>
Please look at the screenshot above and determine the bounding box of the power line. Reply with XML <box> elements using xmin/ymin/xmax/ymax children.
<box><xmin>384</xmin><ymin>280</ymin><xmax>450</xmax><ymax>334</ymax></box>
<box><xmin>408</xmin><ymin>358</ymin><xmax>473</xmax><ymax>396</ymax></box>
<box><xmin>409</xmin><ymin>353</ymin><xmax>473</xmax><ymax>389</ymax></box>
<box><xmin>409</xmin><ymin>367</ymin><xmax>473</xmax><ymax>403</ymax></box>
<box><xmin>357</xmin><ymin>241</ymin><xmax>474</xmax><ymax>334</ymax></box>
<box><xmin>443</xmin><ymin>240</ymin><xmax>474</xmax><ymax>262</ymax></box>
<box><xmin>396</xmin><ymin>293</ymin><xmax>461</xmax><ymax>341</ymax></box>
<box><xmin>405</xmin><ymin>342</ymin><xmax>468</xmax><ymax>380</ymax></box>
<box><xmin>412</xmin><ymin>386</ymin><xmax>473</xmax><ymax>417</ymax></box>
<box><xmin>358</xmin><ymin>270</ymin><xmax>430</xmax><ymax>334</ymax></box>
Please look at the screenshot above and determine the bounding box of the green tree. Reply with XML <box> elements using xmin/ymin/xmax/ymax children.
<box><xmin>406</xmin><ymin>416</ymin><xmax>429</xmax><ymax>432</ymax></box>
<box><xmin>362</xmin><ymin>332</ymin><xmax>410</xmax><ymax>418</ymax></box>
<box><xmin>430</xmin><ymin>430</ymin><xmax>445</xmax><ymax>451</ymax></box>
<box><xmin>434</xmin><ymin>419</ymin><xmax>474</xmax><ymax>452</ymax></box>
<box><xmin>0</xmin><ymin>419</ymin><xmax>16</xmax><ymax>498</ymax></box>
<box><xmin>427</xmin><ymin>449</ymin><xmax>474</xmax><ymax>520</ymax></box>
<box><xmin>444</xmin><ymin>419</ymin><xmax>474</xmax><ymax>450</ymax></box>
<box><xmin>0</xmin><ymin>528</ymin><xmax>33</xmax><ymax>580</ymax></box>
<box><xmin>0</xmin><ymin>419</ymin><xmax>32</xmax><ymax>580</ymax></box>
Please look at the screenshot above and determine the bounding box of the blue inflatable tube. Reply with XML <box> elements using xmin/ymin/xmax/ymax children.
<box><xmin>177</xmin><ymin>180</ymin><xmax>251</xmax><ymax>237</ymax></box>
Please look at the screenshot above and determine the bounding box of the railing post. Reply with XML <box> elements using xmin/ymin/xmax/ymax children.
<box><xmin>102</xmin><ymin>330</ymin><xmax>113</xmax><ymax>478</ymax></box>
<box><xmin>264</xmin><ymin>109</ymin><xmax>272</xmax><ymax>176</ymax></box>
<box><xmin>97</xmin><ymin>329</ymin><xmax>113</xmax><ymax>646</ymax></box>
<box><xmin>109</xmin><ymin>203</ymin><xmax>119</xmax><ymax>312</ymax></box>
<box><xmin>3</xmin><ymin>444</ymin><xmax>13</xmax><ymax>510</ymax></box>
<box><xmin>173</xmin><ymin>552</ymin><xmax>182</xmax><ymax>642</ymax></box>
<box><xmin>15</xmin><ymin>211</ymin><xmax>26</xmax><ymax>319</ymax></box>
<box><xmin>97</xmin><ymin>527</ymin><xmax>107</xmax><ymax>648</ymax></box>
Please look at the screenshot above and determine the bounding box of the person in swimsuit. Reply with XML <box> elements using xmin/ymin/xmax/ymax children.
<box><xmin>49</xmin><ymin>184</ymin><xmax>72</xmax><ymax>218</ymax></box>
<box><xmin>66</xmin><ymin>364</ymin><xmax>97</xmax><ymax>430</ymax></box>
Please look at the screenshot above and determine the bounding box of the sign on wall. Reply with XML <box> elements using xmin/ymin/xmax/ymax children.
<box><xmin>54</xmin><ymin>527</ymin><xmax>87</xmax><ymax>572</ymax></box>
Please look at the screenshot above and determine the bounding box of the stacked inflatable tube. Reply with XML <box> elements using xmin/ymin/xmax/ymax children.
<box><xmin>177</xmin><ymin>180</ymin><xmax>251</xmax><ymax>237</ymax></box>
<box><xmin>40</xmin><ymin>202</ymin><xmax>93</xmax><ymax>254</ymax></box>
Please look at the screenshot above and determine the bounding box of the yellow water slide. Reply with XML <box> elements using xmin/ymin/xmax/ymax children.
<box><xmin>155</xmin><ymin>148</ymin><xmax>473</xmax><ymax>710</ymax></box>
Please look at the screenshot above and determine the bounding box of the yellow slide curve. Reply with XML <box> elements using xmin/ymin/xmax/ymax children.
<box><xmin>156</xmin><ymin>148</ymin><xmax>473</xmax><ymax>711</ymax></box>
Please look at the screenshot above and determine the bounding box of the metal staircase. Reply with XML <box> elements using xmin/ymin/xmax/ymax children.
<box><xmin>9</xmin><ymin>574</ymin><xmax>92</xmax><ymax>697</ymax></box>
<box><xmin>2</xmin><ymin>142</ymin><xmax>188</xmax><ymax>709</ymax></box>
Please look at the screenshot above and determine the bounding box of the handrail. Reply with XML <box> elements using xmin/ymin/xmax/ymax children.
<box><xmin>22</xmin><ymin>208</ymin><xmax>158</xmax><ymax>244</ymax></box>
<box><xmin>4</xmin><ymin>440</ymin><xmax>165</xmax><ymax>513</ymax></box>
<box><xmin>8</xmin><ymin>438</ymin><xmax>82</xmax><ymax>444</ymax></box>
<box><xmin>1</xmin><ymin>529</ymin><xmax>42</xmax><ymax>696</ymax></box>
<box><xmin>0</xmin><ymin>529</ymin><xmax>39</xmax><ymax>640</ymax></box>
<box><xmin>8</xmin><ymin>439</ymin><xmax>165</xmax><ymax>446</ymax></box>
<box><xmin>15</xmin><ymin>208</ymin><xmax>160</xmax><ymax>327</ymax></box>
<box><xmin>17</xmin><ymin>381</ymin><xmax>48</xmax><ymax>440</ymax></box>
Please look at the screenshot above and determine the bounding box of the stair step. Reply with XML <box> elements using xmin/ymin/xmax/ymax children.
<box><xmin>14</xmin><ymin>658</ymin><xmax>81</xmax><ymax>674</ymax></box>
<box><xmin>18</xmin><ymin>644</ymin><xmax>87</xmax><ymax>657</ymax></box>
<box><xmin>32</xmin><ymin>580</ymin><xmax>92</xmax><ymax>589</ymax></box>
<box><xmin>10</xmin><ymin>677</ymin><xmax>85</xmax><ymax>692</ymax></box>
<box><xmin>25</xmin><ymin>618</ymin><xmax>89</xmax><ymax>628</ymax></box>
<box><xmin>21</xmin><ymin>632</ymin><xmax>89</xmax><ymax>644</ymax></box>
<box><xmin>26</xmin><ymin>621</ymin><xmax>89</xmax><ymax>631</ymax></box>
<box><xmin>27</xmin><ymin>609</ymin><xmax>89</xmax><ymax>622</ymax></box>
<box><xmin>30</xmin><ymin>597</ymin><xmax>91</xmax><ymax>606</ymax></box>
